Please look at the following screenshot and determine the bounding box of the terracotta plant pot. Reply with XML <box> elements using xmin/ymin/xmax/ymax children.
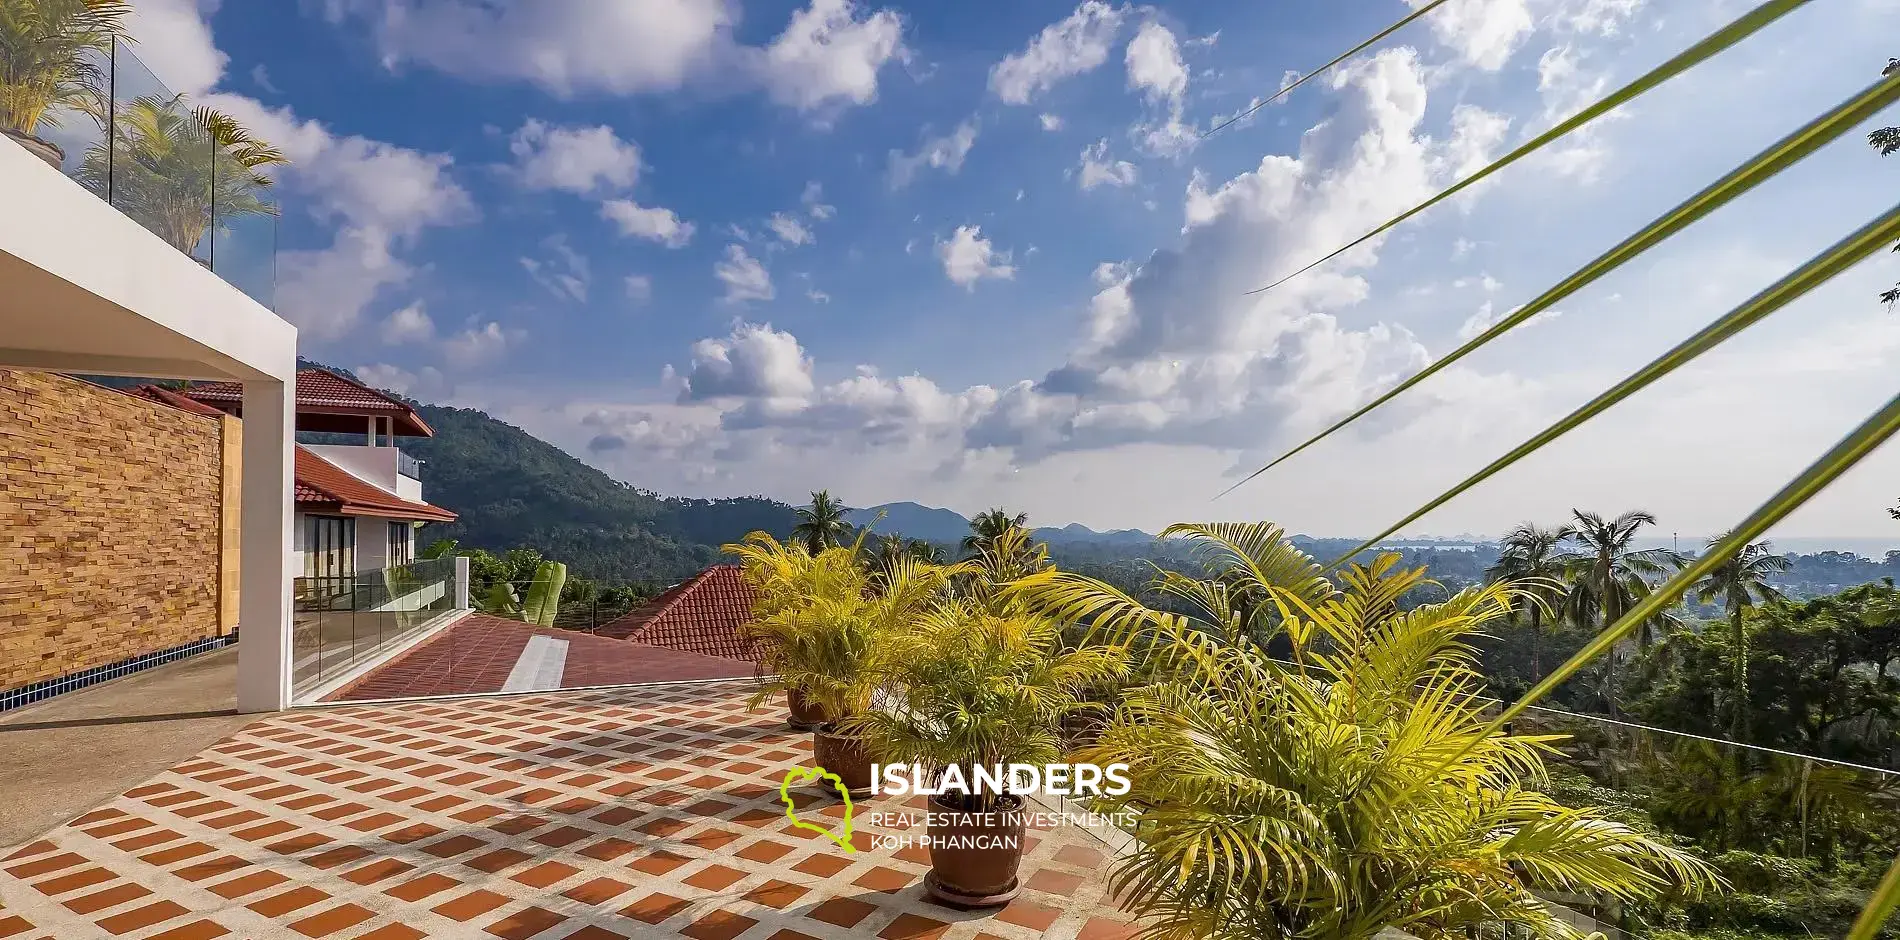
<box><xmin>811</xmin><ymin>723</ymin><xmax>874</xmax><ymax>797</ymax></box>
<box><xmin>4</xmin><ymin>129</ymin><xmax>63</xmax><ymax>170</ymax></box>
<box><xmin>786</xmin><ymin>688</ymin><xmax>830</xmax><ymax>731</ymax></box>
<box><xmin>924</xmin><ymin>792</ymin><xmax>1027</xmax><ymax>908</ymax></box>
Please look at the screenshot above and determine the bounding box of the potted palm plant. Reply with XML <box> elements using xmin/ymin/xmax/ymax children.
<box><xmin>729</xmin><ymin>531</ymin><xmax>859</xmax><ymax>730</ymax></box>
<box><xmin>0</xmin><ymin>0</ymin><xmax>128</xmax><ymax>169</ymax></box>
<box><xmin>852</xmin><ymin>599</ymin><xmax>1124</xmax><ymax>907</ymax></box>
<box><xmin>74</xmin><ymin>96</ymin><xmax>287</xmax><ymax>256</ymax></box>
<box><xmin>1010</xmin><ymin>522</ymin><xmax>1722</xmax><ymax>938</ymax></box>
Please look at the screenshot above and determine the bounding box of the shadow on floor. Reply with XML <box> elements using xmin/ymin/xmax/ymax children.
<box><xmin>0</xmin><ymin>646</ymin><xmax>256</xmax><ymax>850</ymax></box>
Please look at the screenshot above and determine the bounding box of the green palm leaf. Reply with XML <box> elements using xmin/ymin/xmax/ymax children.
<box><xmin>1217</xmin><ymin>0</ymin><xmax>1883</xmax><ymax>501</ymax></box>
<box><xmin>1323</xmin><ymin>201</ymin><xmax>1900</xmax><ymax>569</ymax></box>
<box><xmin>1848</xmin><ymin>853</ymin><xmax>1900</xmax><ymax>940</ymax></box>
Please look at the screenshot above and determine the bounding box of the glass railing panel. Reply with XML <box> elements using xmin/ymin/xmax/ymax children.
<box><xmin>210</xmin><ymin>195</ymin><xmax>277</xmax><ymax>310</ymax></box>
<box><xmin>290</xmin><ymin>558</ymin><xmax>459</xmax><ymax>700</ymax></box>
<box><xmin>103</xmin><ymin>41</ymin><xmax>212</xmax><ymax>264</ymax></box>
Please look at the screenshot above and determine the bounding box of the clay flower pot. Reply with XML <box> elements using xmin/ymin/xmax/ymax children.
<box><xmin>786</xmin><ymin>688</ymin><xmax>830</xmax><ymax>731</ymax></box>
<box><xmin>811</xmin><ymin>723</ymin><xmax>874</xmax><ymax>797</ymax></box>
<box><xmin>4</xmin><ymin>129</ymin><xmax>64</xmax><ymax>170</ymax></box>
<box><xmin>924</xmin><ymin>792</ymin><xmax>1027</xmax><ymax>908</ymax></box>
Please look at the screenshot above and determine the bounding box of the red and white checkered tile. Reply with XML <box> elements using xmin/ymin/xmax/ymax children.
<box><xmin>0</xmin><ymin>681</ymin><xmax>1141</xmax><ymax>939</ymax></box>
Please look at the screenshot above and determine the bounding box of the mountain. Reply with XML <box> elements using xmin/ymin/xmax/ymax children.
<box><xmin>845</xmin><ymin>502</ymin><xmax>972</xmax><ymax>543</ymax></box>
<box><xmin>285</xmin><ymin>362</ymin><xmax>798</xmax><ymax>585</ymax></box>
<box><xmin>1034</xmin><ymin>523</ymin><xmax>1157</xmax><ymax>545</ymax></box>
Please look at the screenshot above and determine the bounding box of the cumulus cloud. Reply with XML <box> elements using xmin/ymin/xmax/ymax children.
<box><xmin>323</xmin><ymin>0</ymin><xmax>906</xmax><ymax>115</ymax></box>
<box><xmin>601</xmin><ymin>199</ymin><xmax>696</xmax><ymax>247</ymax></box>
<box><xmin>124</xmin><ymin>0</ymin><xmax>227</xmax><ymax>95</ymax></box>
<box><xmin>1077</xmin><ymin>138</ymin><xmax>1137</xmax><ymax>190</ymax></box>
<box><xmin>201</xmin><ymin>94</ymin><xmax>477</xmax><ymax>341</ymax></box>
<box><xmin>758</xmin><ymin>0</ymin><xmax>907</xmax><ymax>113</ymax></box>
<box><xmin>1039</xmin><ymin>113</ymin><xmax>1065</xmax><ymax>131</ymax></box>
<box><xmin>887</xmin><ymin>119</ymin><xmax>978</xmax><ymax>188</ymax></box>
<box><xmin>1405</xmin><ymin>0</ymin><xmax>1533</xmax><ymax>71</ymax></box>
<box><xmin>715</xmin><ymin>245</ymin><xmax>775</xmax><ymax>303</ymax></box>
<box><xmin>677</xmin><ymin>321</ymin><xmax>814</xmax><ymax>401</ymax></box>
<box><xmin>937</xmin><ymin>226</ymin><xmax>1016</xmax><ymax>289</ymax></box>
<box><xmin>988</xmin><ymin>1</ymin><xmax>1126</xmax><ymax>105</ymax></box>
<box><xmin>380</xmin><ymin>302</ymin><xmax>435</xmax><ymax>344</ymax></box>
<box><xmin>352</xmin><ymin>362</ymin><xmax>446</xmax><ymax>399</ymax></box>
<box><xmin>507</xmin><ymin>119</ymin><xmax>643</xmax><ymax>195</ymax></box>
<box><xmin>1125</xmin><ymin>20</ymin><xmax>1187</xmax><ymax>102</ymax></box>
<box><xmin>443</xmin><ymin>320</ymin><xmax>524</xmax><ymax>366</ymax></box>
<box><xmin>647</xmin><ymin>47</ymin><xmax>1524</xmax><ymax>473</ymax></box>
<box><xmin>768</xmin><ymin>212</ymin><xmax>814</xmax><ymax>246</ymax></box>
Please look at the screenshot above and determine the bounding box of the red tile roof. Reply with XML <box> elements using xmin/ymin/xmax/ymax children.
<box><xmin>596</xmin><ymin>565</ymin><xmax>762</xmax><ymax>664</ymax></box>
<box><xmin>183</xmin><ymin>368</ymin><xmax>434</xmax><ymax>437</ymax></box>
<box><xmin>294</xmin><ymin>446</ymin><xmax>458</xmax><ymax>523</ymax></box>
<box><xmin>124</xmin><ymin>384</ymin><xmax>228</xmax><ymax>418</ymax></box>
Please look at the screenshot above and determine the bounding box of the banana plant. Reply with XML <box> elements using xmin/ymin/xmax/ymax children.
<box><xmin>521</xmin><ymin>561</ymin><xmax>566</xmax><ymax>628</ymax></box>
<box><xmin>478</xmin><ymin>581</ymin><xmax>520</xmax><ymax>618</ymax></box>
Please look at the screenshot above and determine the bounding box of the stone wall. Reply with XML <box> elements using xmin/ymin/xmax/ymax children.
<box><xmin>0</xmin><ymin>371</ymin><xmax>227</xmax><ymax>692</ymax></box>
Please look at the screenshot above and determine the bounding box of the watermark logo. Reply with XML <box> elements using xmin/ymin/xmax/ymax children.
<box><xmin>871</xmin><ymin>762</ymin><xmax>1131</xmax><ymax>798</ymax></box>
<box><xmin>779</xmin><ymin>766</ymin><xmax>857</xmax><ymax>854</ymax></box>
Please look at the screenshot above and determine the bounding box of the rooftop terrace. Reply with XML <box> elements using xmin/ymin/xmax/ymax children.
<box><xmin>0</xmin><ymin>681</ymin><xmax>1139</xmax><ymax>940</ymax></box>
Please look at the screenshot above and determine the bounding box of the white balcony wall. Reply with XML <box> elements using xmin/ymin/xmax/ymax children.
<box><xmin>304</xmin><ymin>444</ymin><xmax>425</xmax><ymax>503</ymax></box>
<box><xmin>0</xmin><ymin>139</ymin><xmax>299</xmax><ymax>713</ymax></box>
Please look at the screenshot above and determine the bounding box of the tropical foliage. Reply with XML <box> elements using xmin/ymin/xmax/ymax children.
<box><xmin>1003</xmin><ymin>524</ymin><xmax>1718</xmax><ymax>940</ymax></box>
<box><xmin>0</xmin><ymin>0</ymin><xmax>126</xmax><ymax>141</ymax></box>
<box><xmin>74</xmin><ymin>94</ymin><xmax>287</xmax><ymax>254</ymax></box>
<box><xmin>791</xmin><ymin>490</ymin><xmax>852</xmax><ymax>556</ymax></box>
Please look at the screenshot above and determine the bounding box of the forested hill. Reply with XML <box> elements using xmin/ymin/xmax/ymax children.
<box><xmin>328</xmin><ymin>399</ymin><xmax>795</xmax><ymax>584</ymax></box>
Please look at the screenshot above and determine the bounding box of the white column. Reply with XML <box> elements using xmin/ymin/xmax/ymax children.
<box><xmin>455</xmin><ymin>556</ymin><xmax>471</xmax><ymax>609</ymax></box>
<box><xmin>237</xmin><ymin>379</ymin><xmax>295</xmax><ymax>713</ymax></box>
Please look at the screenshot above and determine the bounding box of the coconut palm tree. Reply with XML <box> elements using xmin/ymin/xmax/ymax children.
<box><xmin>1487</xmin><ymin>521</ymin><xmax>1576</xmax><ymax>677</ymax></box>
<box><xmin>1558</xmin><ymin>510</ymin><xmax>1685</xmax><ymax>713</ymax></box>
<box><xmin>790</xmin><ymin>490</ymin><xmax>852</xmax><ymax>556</ymax></box>
<box><xmin>0</xmin><ymin>0</ymin><xmax>128</xmax><ymax>165</ymax></box>
<box><xmin>74</xmin><ymin>95</ymin><xmax>286</xmax><ymax>256</ymax></box>
<box><xmin>1010</xmin><ymin>525</ymin><xmax>1719</xmax><ymax>940</ymax></box>
<box><xmin>961</xmin><ymin>507</ymin><xmax>1029</xmax><ymax>559</ymax></box>
<box><xmin>1693</xmin><ymin>534</ymin><xmax>1788</xmax><ymax>743</ymax></box>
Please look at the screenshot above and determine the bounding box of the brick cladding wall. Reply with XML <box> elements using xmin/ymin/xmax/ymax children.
<box><xmin>0</xmin><ymin>371</ymin><xmax>224</xmax><ymax>692</ymax></box>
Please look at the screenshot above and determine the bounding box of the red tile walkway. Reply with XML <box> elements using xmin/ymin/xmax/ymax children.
<box><xmin>0</xmin><ymin>682</ymin><xmax>1142</xmax><ymax>939</ymax></box>
<box><xmin>326</xmin><ymin>615</ymin><xmax>756</xmax><ymax>702</ymax></box>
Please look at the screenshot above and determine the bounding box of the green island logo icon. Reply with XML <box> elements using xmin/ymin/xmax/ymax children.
<box><xmin>779</xmin><ymin>765</ymin><xmax>857</xmax><ymax>854</ymax></box>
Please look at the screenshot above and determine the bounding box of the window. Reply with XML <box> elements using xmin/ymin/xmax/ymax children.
<box><xmin>387</xmin><ymin>521</ymin><xmax>413</xmax><ymax>566</ymax></box>
<box><xmin>304</xmin><ymin>516</ymin><xmax>355</xmax><ymax>582</ymax></box>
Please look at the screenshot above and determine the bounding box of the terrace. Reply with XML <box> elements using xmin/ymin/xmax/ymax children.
<box><xmin>0</xmin><ymin>680</ymin><xmax>1141</xmax><ymax>940</ymax></box>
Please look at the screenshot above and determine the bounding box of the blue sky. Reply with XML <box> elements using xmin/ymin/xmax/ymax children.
<box><xmin>126</xmin><ymin>0</ymin><xmax>1900</xmax><ymax>542</ymax></box>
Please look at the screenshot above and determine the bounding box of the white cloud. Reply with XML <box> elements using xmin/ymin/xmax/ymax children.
<box><xmin>758</xmin><ymin>0</ymin><xmax>908</xmax><ymax>113</ymax></box>
<box><xmin>988</xmin><ymin>1</ymin><xmax>1126</xmax><ymax>105</ymax></box>
<box><xmin>123</xmin><ymin>0</ymin><xmax>227</xmax><ymax>95</ymax></box>
<box><xmin>1125</xmin><ymin>21</ymin><xmax>1187</xmax><ymax>103</ymax></box>
<box><xmin>888</xmin><ymin>119</ymin><xmax>978</xmax><ymax>188</ymax></box>
<box><xmin>380</xmin><ymin>302</ymin><xmax>435</xmax><ymax>344</ymax></box>
<box><xmin>808</xmin><ymin>288</ymin><xmax>832</xmax><ymax>304</ymax></box>
<box><xmin>1532</xmin><ymin>44</ymin><xmax>1613</xmax><ymax>181</ymax></box>
<box><xmin>937</xmin><ymin>226</ymin><xmax>1016</xmax><ymax>289</ymax></box>
<box><xmin>201</xmin><ymin>94</ymin><xmax>477</xmax><ymax>341</ymax></box>
<box><xmin>802</xmin><ymin>181</ymin><xmax>836</xmax><ymax>219</ymax></box>
<box><xmin>625</xmin><ymin>274</ymin><xmax>654</xmax><ymax>303</ymax></box>
<box><xmin>1456</xmin><ymin>301</ymin><xmax>1560</xmax><ymax>340</ymax></box>
<box><xmin>507</xmin><ymin>119</ymin><xmax>643</xmax><ymax>195</ymax></box>
<box><xmin>601</xmin><ymin>199</ymin><xmax>696</xmax><ymax>247</ymax></box>
<box><xmin>1039</xmin><ymin>113</ymin><xmax>1065</xmax><ymax>131</ymax></box>
<box><xmin>768</xmin><ymin>212</ymin><xmax>815</xmax><ymax>246</ymax></box>
<box><xmin>1405</xmin><ymin>0</ymin><xmax>1533</xmax><ymax>71</ymax></box>
<box><xmin>322</xmin><ymin>0</ymin><xmax>732</xmax><ymax>97</ymax></box>
<box><xmin>352</xmin><ymin>362</ymin><xmax>446</xmax><ymax>399</ymax></box>
<box><xmin>251</xmin><ymin>64</ymin><xmax>279</xmax><ymax>94</ymax></box>
<box><xmin>1077</xmin><ymin>138</ymin><xmax>1137</xmax><ymax>190</ymax></box>
<box><xmin>678</xmin><ymin>321</ymin><xmax>814</xmax><ymax>401</ymax></box>
<box><xmin>715</xmin><ymin>245</ymin><xmax>775</xmax><ymax>303</ymax></box>
<box><xmin>520</xmin><ymin>236</ymin><xmax>592</xmax><ymax>302</ymax></box>
<box><xmin>443</xmin><ymin>321</ymin><xmax>524</xmax><ymax>366</ymax></box>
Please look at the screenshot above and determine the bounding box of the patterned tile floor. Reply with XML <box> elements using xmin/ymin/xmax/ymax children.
<box><xmin>0</xmin><ymin>680</ymin><xmax>1142</xmax><ymax>939</ymax></box>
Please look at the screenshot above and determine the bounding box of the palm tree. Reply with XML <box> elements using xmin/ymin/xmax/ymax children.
<box><xmin>1486</xmin><ymin>522</ymin><xmax>1576</xmax><ymax>678</ymax></box>
<box><xmin>961</xmin><ymin>507</ymin><xmax>1029</xmax><ymax>559</ymax></box>
<box><xmin>74</xmin><ymin>96</ymin><xmax>287</xmax><ymax>256</ymax></box>
<box><xmin>790</xmin><ymin>490</ymin><xmax>851</xmax><ymax>556</ymax></box>
<box><xmin>1010</xmin><ymin>523</ymin><xmax>1719</xmax><ymax>939</ymax></box>
<box><xmin>1693</xmin><ymin>534</ymin><xmax>1788</xmax><ymax>743</ymax></box>
<box><xmin>1559</xmin><ymin>510</ymin><xmax>1684</xmax><ymax>713</ymax></box>
<box><xmin>0</xmin><ymin>0</ymin><xmax>128</xmax><ymax>165</ymax></box>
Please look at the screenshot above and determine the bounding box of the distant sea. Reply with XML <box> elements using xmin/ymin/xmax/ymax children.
<box><xmin>1390</xmin><ymin>535</ymin><xmax>1900</xmax><ymax>559</ymax></box>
